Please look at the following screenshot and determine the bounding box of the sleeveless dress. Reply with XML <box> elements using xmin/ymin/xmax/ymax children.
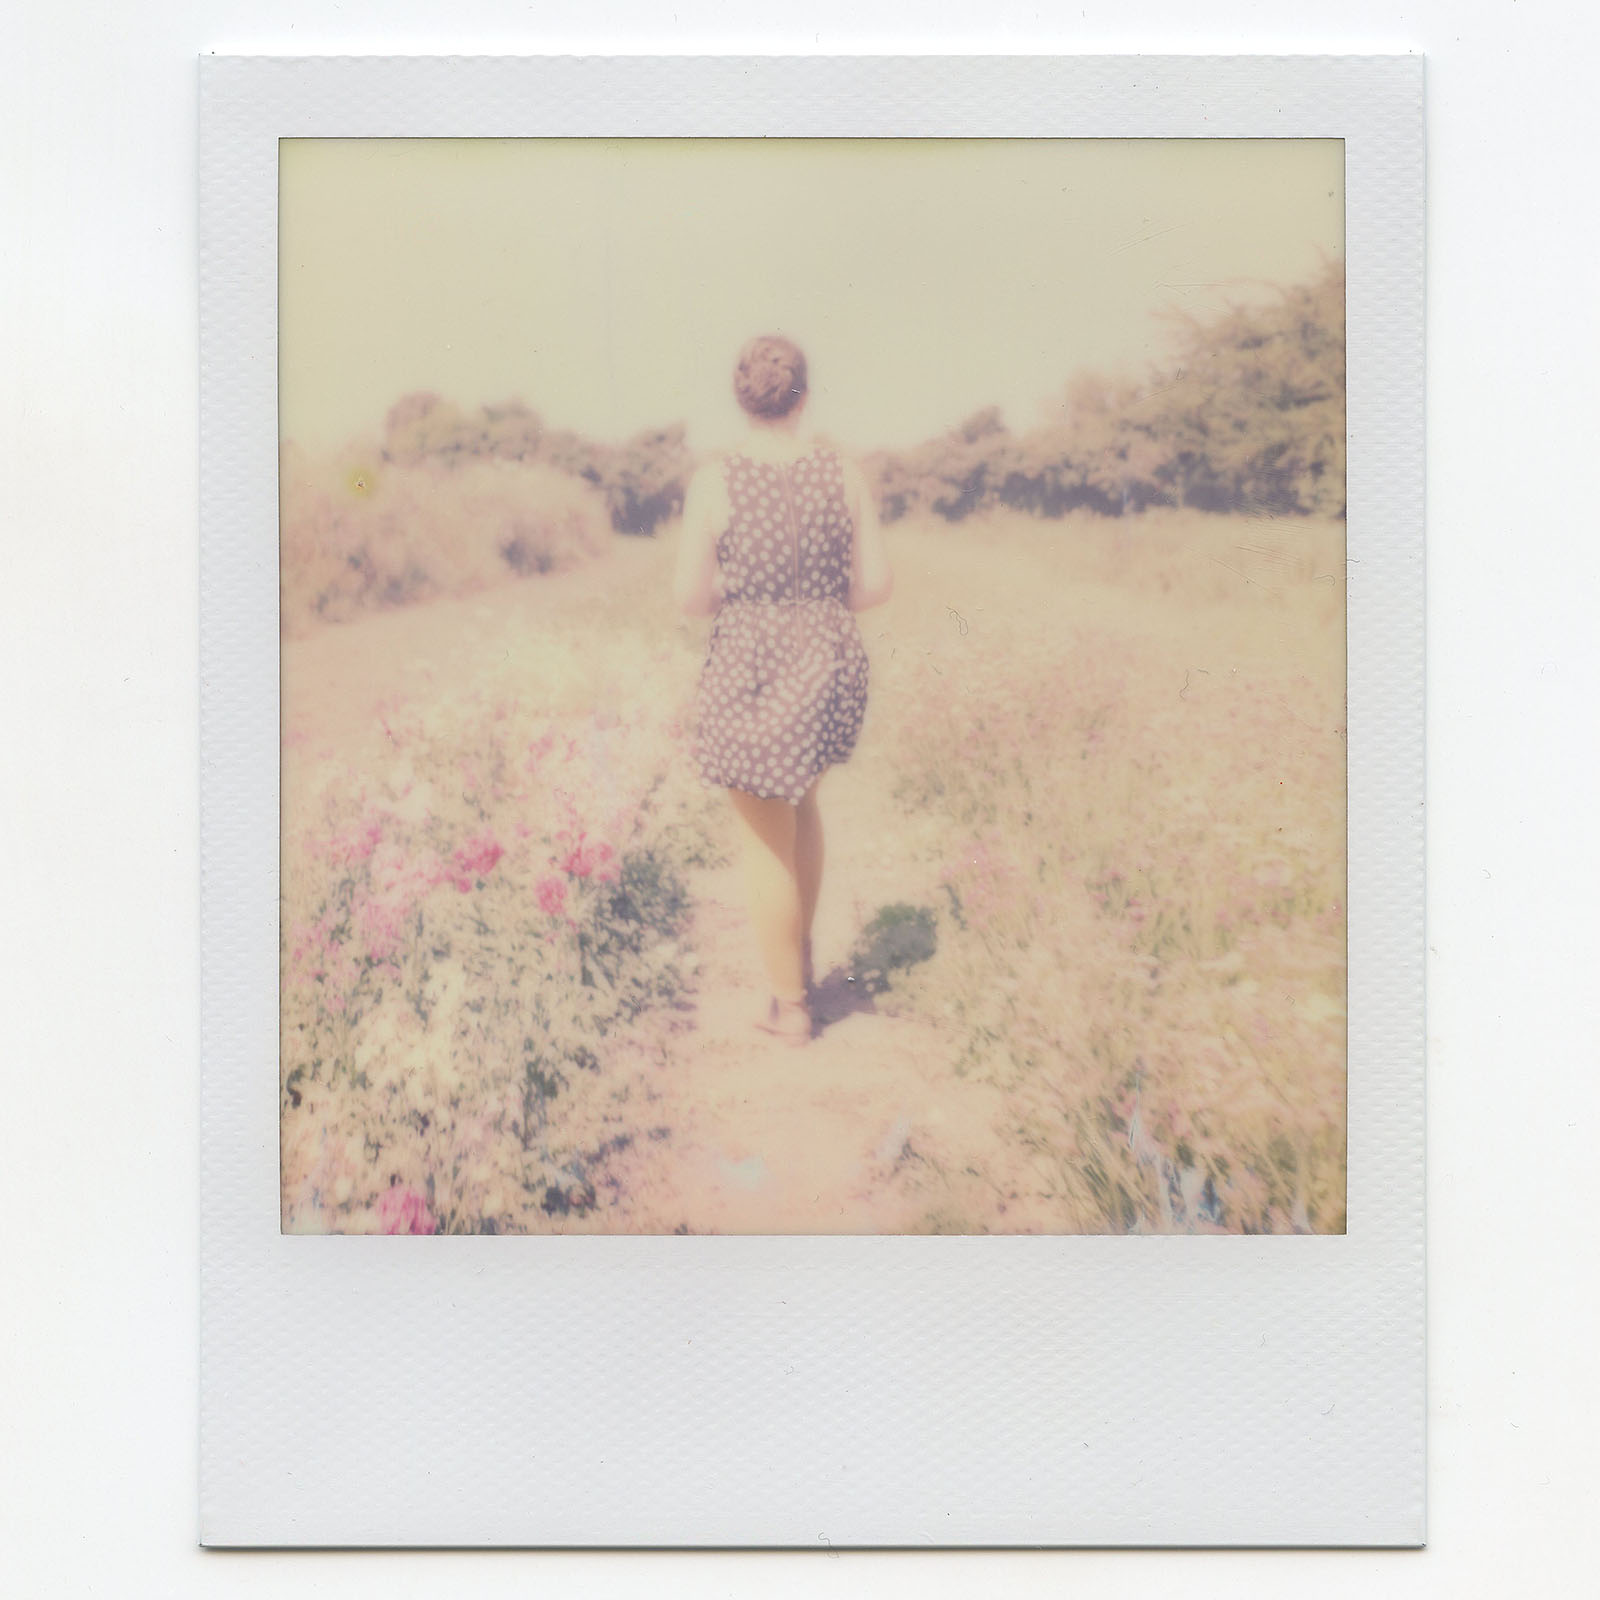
<box><xmin>692</xmin><ymin>443</ymin><xmax>870</xmax><ymax>804</ymax></box>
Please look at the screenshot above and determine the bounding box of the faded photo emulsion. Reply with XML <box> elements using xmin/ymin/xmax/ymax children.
<box><xmin>278</xmin><ymin>137</ymin><xmax>1347</xmax><ymax>1237</ymax></box>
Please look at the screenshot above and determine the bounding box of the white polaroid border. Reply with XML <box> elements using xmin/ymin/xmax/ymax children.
<box><xmin>200</xmin><ymin>54</ymin><xmax>1424</xmax><ymax>1548</ymax></box>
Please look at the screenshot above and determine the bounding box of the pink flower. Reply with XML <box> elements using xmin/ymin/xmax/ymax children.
<box><xmin>560</xmin><ymin>834</ymin><xmax>615</xmax><ymax>880</ymax></box>
<box><xmin>446</xmin><ymin>829</ymin><xmax>505</xmax><ymax>890</ymax></box>
<box><xmin>355</xmin><ymin>893</ymin><xmax>407</xmax><ymax>960</ymax></box>
<box><xmin>373</xmin><ymin>844</ymin><xmax>450</xmax><ymax>900</ymax></box>
<box><xmin>453</xmin><ymin>829</ymin><xmax>504</xmax><ymax>878</ymax></box>
<box><xmin>536</xmin><ymin>875</ymin><xmax>568</xmax><ymax>916</ymax></box>
<box><xmin>376</xmin><ymin>1183</ymin><xmax>437</xmax><ymax>1235</ymax></box>
<box><xmin>324</xmin><ymin>815</ymin><xmax>384</xmax><ymax>869</ymax></box>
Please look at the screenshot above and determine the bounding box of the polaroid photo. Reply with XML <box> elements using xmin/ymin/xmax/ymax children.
<box><xmin>199</xmin><ymin>54</ymin><xmax>1425</xmax><ymax>1547</ymax></box>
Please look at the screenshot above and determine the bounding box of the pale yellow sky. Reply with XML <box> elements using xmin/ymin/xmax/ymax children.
<box><xmin>280</xmin><ymin>137</ymin><xmax>1342</xmax><ymax>458</ymax></box>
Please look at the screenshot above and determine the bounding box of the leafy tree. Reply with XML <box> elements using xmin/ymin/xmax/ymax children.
<box><xmin>480</xmin><ymin>400</ymin><xmax>545</xmax><ymax>463</ymax></box>
<box><xmin>864</xmin><ymin>259</ymin><xmax>1345</xmax><ymax>524</ymax></box>
<box><xmin>382</xmin><ymin>392</ymin><xmax>470</xmax><ymax>466</ymax></box>
<box><xmin>1148</xmin><ymin>260</ymin><xmax>1346</xmax><ymax>515</ymax></box>
<box><xmin>605</xmin><ymin>424</ymin><xmax>689</xmax><ymax>535</ymax></box>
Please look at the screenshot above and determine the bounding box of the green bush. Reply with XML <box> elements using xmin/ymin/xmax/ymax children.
<box><xmin>849</xmin><ymin>903</ymin><xmax>939</xmax><ymax>995</ymax></box>
<box><xmin>575</xmin><ymin>848</ymin><xmax>692</xmax><ymax>1012</ymax></box>
<box><xmin>379</xmin><ymin>395</ymin><xmax>688</xmax><ymax>537</ymax></box>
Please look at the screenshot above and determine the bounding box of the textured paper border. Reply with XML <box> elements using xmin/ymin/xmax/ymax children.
<box><xmin>199</xmin><ymin>54</ymin><xmax>1424</xmax><ymax>1547</ymax></box>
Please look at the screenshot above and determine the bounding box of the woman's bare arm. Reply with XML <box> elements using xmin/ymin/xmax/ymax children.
<box><xmin>843</xmin><ymin>457</ymin><xmax>894</xmax><ymax>611</ymax></box>
<box><xmin>673</xmin><ymin>461</ymin><xmax>726</xmax><ymax>618</ymax></box>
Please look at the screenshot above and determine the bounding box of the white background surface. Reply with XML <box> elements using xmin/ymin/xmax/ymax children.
<box><xmin>1</xmin><ymin>1</ymin><xmax>1594</xmax><ymax>1596</ymax></box>
<box><xmin>197</xmin><ymin>53</ymin><xmax>1422</xmax><ymax>1553</ymax></box>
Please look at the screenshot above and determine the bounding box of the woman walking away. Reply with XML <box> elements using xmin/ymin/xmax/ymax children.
<box><xmin>674</xmin><ymin>335</ymin><xmax>894</xmax><ymax>1046</ymax></box>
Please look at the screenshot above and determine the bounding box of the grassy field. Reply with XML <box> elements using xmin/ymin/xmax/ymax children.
<box><xmin>279</xmin><ymin>497</ymin><xmax>1346</xmax><ymax>1235</ymax></box>
<box><xmin>854</xmin><ymin>509</ymin><xmax>1347</xmax><ymax>1232</ymax></box>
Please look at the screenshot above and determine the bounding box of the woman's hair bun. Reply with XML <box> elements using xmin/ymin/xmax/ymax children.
<box><xmin>733</xmin><ymin>335</ymin><xmax>808</xmax><ymax>420</ymax></box>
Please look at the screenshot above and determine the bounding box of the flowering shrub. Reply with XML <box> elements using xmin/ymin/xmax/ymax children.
<box><xmin>280</xmin><ymin>586</ymin><xmax>719</xmax><ymax>1234</ymax></box>
<box><xmin>376</xmin><ymin>1182</ymin><xmax>437</xmax><ymax>1235</ymax></box>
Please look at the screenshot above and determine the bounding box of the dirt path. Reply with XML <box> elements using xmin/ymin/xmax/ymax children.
<box><xmin>284</xmin><ymin>547</ymin><xmax>1024</xmax><ymax>1235</ymax></box>
<box><xmin>595</xmin><ymin>830</ymin><xmax>1022</xmax><ymax>1236</ymax></box>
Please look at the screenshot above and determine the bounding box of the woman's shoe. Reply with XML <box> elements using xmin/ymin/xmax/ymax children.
<box><xmin>755</xmin><ymin>994</ymin><xmax>812</xmax><ymax>1047</ymax></box>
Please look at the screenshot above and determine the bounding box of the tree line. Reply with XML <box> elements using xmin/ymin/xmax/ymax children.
<box><xmin>376</xmin><ymin>258</ymin><xmax>1344</xmax><ymax>534</ymax></box>
<box><xmin>380</xmin><ymin>392</ymin><xmax>689</xmax><ymax>536</ymax></box>
<box><xmin>866</xmin><ymin>259</ymin><xmax>1345</xmax><ymax>523</ymax></box>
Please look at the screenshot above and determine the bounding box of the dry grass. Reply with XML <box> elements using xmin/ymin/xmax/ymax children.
<box><xmin>853</xmin><ymin>508</ymin><xmax>1347</xmax><ymax>1230</ymax></box>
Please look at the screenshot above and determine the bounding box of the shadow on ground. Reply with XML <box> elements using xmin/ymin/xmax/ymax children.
<box><xmin>808</xmin><ymin>966</ymin><xmax>879</xmax><ymax>1034</ymax></box>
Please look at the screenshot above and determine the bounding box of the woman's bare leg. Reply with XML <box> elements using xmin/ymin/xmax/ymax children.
<box><xmin>726</xmin><ymin>788</ymin><xmax>806</xmax><ymax>1004</ymax></box>
<box><xmin>794</xmin><ymin>775</ymin><xmax>825</xmax><ymax>985</ymax></box>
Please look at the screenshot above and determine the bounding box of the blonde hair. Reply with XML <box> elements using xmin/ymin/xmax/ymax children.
<box><xmin>733</xmin><ymin>335</ymin><xmax>808</xmax><ymax>420</ymax></box>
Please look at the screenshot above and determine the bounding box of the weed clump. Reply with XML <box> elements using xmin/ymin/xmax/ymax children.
<box><xmin>849</xmin><ymin>903</ymin><xmax>938</xmax><ymax>995</ymax></box>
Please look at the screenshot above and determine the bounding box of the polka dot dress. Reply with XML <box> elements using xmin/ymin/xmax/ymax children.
<box><xmin>693</xmin><ymin>445</ymin><xmax>871</xmax><ymax>804</ymax></box>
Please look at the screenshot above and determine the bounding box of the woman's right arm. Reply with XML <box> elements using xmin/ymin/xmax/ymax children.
<box><xmin>843</xmin><ymin>458</ymin><xmax>894</xmax><ymax>612</ymax></box>
<box><xmin>673</xmin><ymin>461</ymin><xmax>725</xmax><ymax>618</ymax></box>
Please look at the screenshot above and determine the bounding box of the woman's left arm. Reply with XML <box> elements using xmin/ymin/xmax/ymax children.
<box><xmin>843</xmin><ymin>458</ymin><xmax>894</xmax><ymax>611</ymax></box>
<box><xmin>673</xmin><ymin>461</ymin><xmax>724</xmax><ymax>618</ymax></box>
